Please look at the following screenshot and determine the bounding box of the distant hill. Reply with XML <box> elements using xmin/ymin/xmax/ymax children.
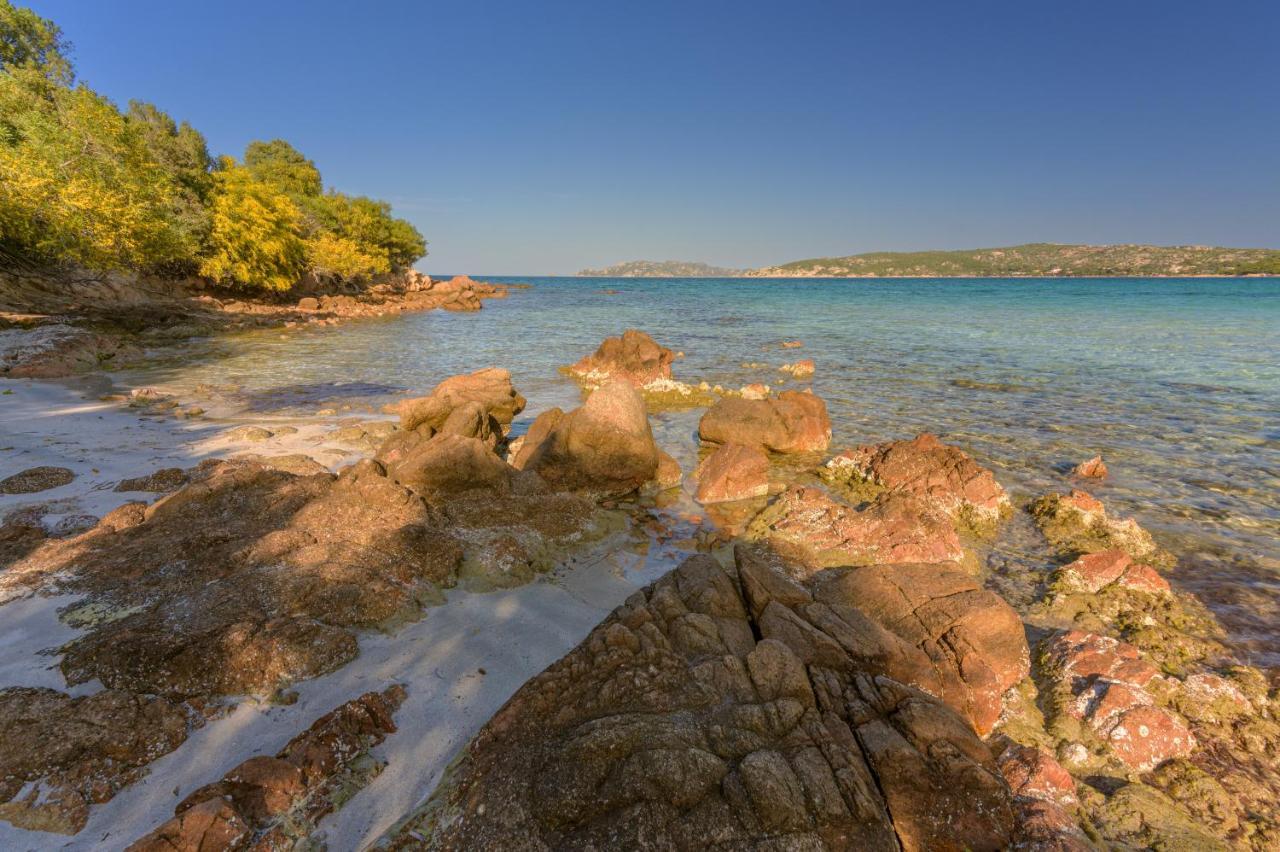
<box><xmin>747</xmin><ymin>243</ymin><xmax>1280</xmax><ymax>277</ymax></box>
<box><xmin>577</xmin><ymin>260</ymin><xmax>747</xmax><ymax>277</ymax></box>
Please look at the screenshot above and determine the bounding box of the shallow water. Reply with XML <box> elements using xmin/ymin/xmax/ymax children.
<box><xmin>119</xmin><ymin>276</ymin><xmax>1280</xmax><ymax>665</ymax></box>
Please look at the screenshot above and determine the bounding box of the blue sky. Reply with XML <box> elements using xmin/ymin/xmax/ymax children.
<box><xmin>29</xmin><ymin>0</ymin><xmax>1280</xmax><ymax>274</ymax></box>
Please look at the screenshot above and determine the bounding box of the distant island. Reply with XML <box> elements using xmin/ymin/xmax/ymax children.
<box><xmin>579</xmin><ymin>243</ymin><xmax>1280</xmax><ymax>278</ymax></box>
<box><xmin>577</xmin><ymin>260</ymin><xmax>747</xmax><ymax>277</ymax></box>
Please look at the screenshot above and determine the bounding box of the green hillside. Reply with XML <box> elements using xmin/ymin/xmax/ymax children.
<box><xmin>749</xmin><ymin>243</ymin><xmax>1280</xmax><ymax>277</ymax></box>
<box><xmin>577</xmin><ymin>260</ymin><xmax>746</xmax><ymax>277</ymax></box>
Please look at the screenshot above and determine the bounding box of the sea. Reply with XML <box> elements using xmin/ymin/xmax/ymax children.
<box><xmin>117</xmin><ymin>276</ymin><xmax>1280</xmax><ymax>666</ymax></box>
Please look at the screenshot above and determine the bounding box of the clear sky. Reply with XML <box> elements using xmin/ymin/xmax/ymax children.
<box><xmin>28</xmin><ymin>0</ymin><xmax>1280</xmax><ymax>274</ymax></box>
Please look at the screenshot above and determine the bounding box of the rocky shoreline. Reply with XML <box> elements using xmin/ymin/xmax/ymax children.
<box><xmin>0</xmin><ymin>328</ymin><xmax>1276</xmax><ymax>850</ymax></box>
<box><xmin>0</xmin><ymin>269</ymin><xmax>515</xmax><ymax>380</ymax></box>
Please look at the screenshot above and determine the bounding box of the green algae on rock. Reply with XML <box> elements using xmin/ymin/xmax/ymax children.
<box><xmin>822</xmin><ymin>433</ymin><xmax>1011</xmax><ymax>538</ymax></box>
<box><xmin>1029</xmin><ymin>489</ymin><xmax>1174</xmax><ymax>567</ymax></box>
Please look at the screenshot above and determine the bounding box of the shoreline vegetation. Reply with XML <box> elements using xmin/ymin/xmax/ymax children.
<box><xmin>579</xmin><ymin>242</ymin><xmax>1280</xmax><ymax>277</ymax></box>
<box><xmin>0</xmin><ymin>1</ymin><xmax>518</xmax><ymax>380</ymax></box>
<box><xmin>1</xmin><ymin>3</ymin><xmax>427</xmax><ymax>303</ymax></box>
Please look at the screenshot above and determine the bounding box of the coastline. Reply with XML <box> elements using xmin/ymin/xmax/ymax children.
<box><xmin>0</xmin><ymin>270</ymin><xmax>515</xmax><ymax>381</ymax></box>
<box><xmin>1</xmin><ymin>308</ymin><xmax>1277</xmax><ymax>848</ymax></box>
<box><xmin>574</xmin><ymin>272</ymin><xmax>1280</xmax><ymax>279</ymax></box>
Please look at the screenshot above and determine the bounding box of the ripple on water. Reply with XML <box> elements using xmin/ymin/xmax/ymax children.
<box><xmin>112</xmin><ymin>276</ymin><xmax>1280</xmax><ymax>664</ymax></box>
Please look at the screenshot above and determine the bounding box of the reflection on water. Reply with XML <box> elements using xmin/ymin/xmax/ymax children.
<box><xmin>238</xmin><ymin>381</ymin><xmax>407</xmax><ymax>412</ymax></box>
<box><xmin>116</xmin><ymin>276</ymin><xmax>1280</xmax><ymax>665</ymax></box>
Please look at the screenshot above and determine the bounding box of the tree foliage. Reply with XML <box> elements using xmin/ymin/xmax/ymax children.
<box><xmin>244</xmin><ymin>139</ymin><xmax>322</xmax><ymax>199</ymax></box>
<box><xmin>0</xmin><ymin>68</ymin><xmax>203</xmax><ymax>269</ymax></box>
<box><xmin>198</xmin><ymin>160</ymin><xmax>306</xmax><ymax>291</ymax></box>
<box><xmin>307</xmin><ymin>231</ymin><xmax>390</xmax><ymax>280</ymax></box>
<box><xmin>0</xmin><ymin>1</ymin><xmax>426</xmax><ymax>289</ymax></box>
<box><xmin>0</xmin><ymin>0</ymin><xmax>70</xmax><ymax>83</ymax></box>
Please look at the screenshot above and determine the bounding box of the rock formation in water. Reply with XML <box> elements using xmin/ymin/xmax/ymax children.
<box><xmin>566</xmin><ymin>328</ymin><xmax>676</xmax><ymax>387</ymax></box>
<box><xmin>1030</xmin><ymin>488</ymin><xmax>1172</xmax><ymax>566</ymax></box>
<box><xmin>822</xmin><ymin>433</ymin><xmax>1010</xmax><ymax>527</ymax></box>
<box><xmin>4</xmin><ymin>331</ymin><xmax>1278</xmax><ymax>850</ymax></box>
<box><xmin>511</xmin><ymin>380</ymin><xmax>660</xmax><ymax>495</ymax></box>
<box><xmin>698</xmin><ymin>390</ymin><xmax>832</xmax><ymax>454</ymax></box>
<box><xmin>692</xmin><ymin>442</ymin><xmax>771</xmax><ymax>504</ymax></box>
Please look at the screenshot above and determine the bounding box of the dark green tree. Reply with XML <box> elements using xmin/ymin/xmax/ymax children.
<box><xmin>244</xmin><ymin>139</ymin><xmax>322</xmax><ymax>198</ymax></box>
<box><xmin>0</xmin><ymin>0</ymin><xmax>71</xmax><ymax>83</ymax></box>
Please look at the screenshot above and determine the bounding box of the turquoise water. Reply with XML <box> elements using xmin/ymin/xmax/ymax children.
<box><xmin>125</xmin><ymin>277</ymin><xmax>1280</xmax><ymax>664</ymax></box>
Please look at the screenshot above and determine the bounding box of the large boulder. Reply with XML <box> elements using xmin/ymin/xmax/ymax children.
<box><xmin>388</xmin><ymin>550</ymin><xmax>1015</xmax><ymax>850</ymax></box>
<box><xmin>808</xmin><ymin>562</ymin><xmax>1030</xmax><ymax>736</ymax></box>
<box><xmin>692</xmin><ymin>442</ymin><xmax>770</xmax><ymax>504</ymax></box>
<box><xmin>747</xmin><ymin>486</ymin><xmax>963</xmax><ymax>569</ymax></box>
<box><xmin>566</xmin><ymin>328</ymin><xmax>674</xmax><ymax>387</ymax></box>
<box><xmin>397</xmin><ymin>367</ymin><xmax>525</xmax><ymax>433</ymax></box>
<box><xmin>514</xmin><ymin>380</ymin><xmax>659</xmax><ymax>494</ymax></box>
<box><xmin>823</xmin><ymin>433</ymin><xmax>1009</xmax><ymax>526</ymax></box>
<box><xmin>698</xmin><ymin>390</ymin><xmax>831</xmax><ymax>454</ymax></box>
<box><xmin>383</xmin><ymin>433</ymin><xmax>514</xmax><ymax>497</ymax></box>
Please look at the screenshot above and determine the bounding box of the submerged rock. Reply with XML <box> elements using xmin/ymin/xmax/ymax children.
<box><xmin>389</xmin><ymin>549</ymin><xmax>1015</xmax><ymax>850</ymax></box>
<box><xmin>1072</xmin><ymin>454</ymin><xmax>1108</xmax><ymax>479</ymax></box>
<box><xmin>698</xmin><ymin>390</ymin><xmax>831</xmax><ymax>454</ymax></box>
<box><xmin>747</xmin><ymin>486</ymin><xmax>964</xmax><ymax>568</ymax></box>
<box><xmin>226</xmin><ymin>424</ymin><xmax>275</xmax><ymax>442</ymax></box>
<box><xmin>822</xmin><ymin>433</ymin><xmax>1009</xmax><ymax>528</ymax></box>
<box><xmin>1029</xmin><ymin>489</ymin><xmax>1171</xmax><ymax>566</ymax></box>
<box><xmin>779</xmin><ymin>358</ymin><xmax>815</xmax><ymax>378</ymax></box>
<box><xmin>651</xmin><ymin>450</ymin><xmax>683</xmax><ymax>491</ymax></box>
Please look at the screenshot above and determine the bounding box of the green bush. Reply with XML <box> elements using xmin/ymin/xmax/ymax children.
<box><xmin>0</xmin><ymin>0</ymin><xmax>426</xmax><ymax>289</ymax></box>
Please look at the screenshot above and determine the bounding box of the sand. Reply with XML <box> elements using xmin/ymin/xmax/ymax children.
<box><xmin>0</xmin><ymin>375</ymin><xmax>692</xmax><ymax>851</ymax></box>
